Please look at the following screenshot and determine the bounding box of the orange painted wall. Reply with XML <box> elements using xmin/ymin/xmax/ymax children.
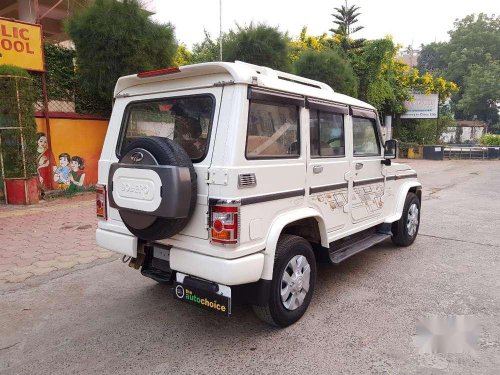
<box><xmin>36</xmin><ymin>117</ymin><xmax>108</xmax><ymax>188</ymax></box>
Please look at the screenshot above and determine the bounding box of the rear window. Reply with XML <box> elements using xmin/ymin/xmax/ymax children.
<box><xmin>119</xmin><ymin>95</ymin><xmax>215</xmax><ymax>161</ymax></box>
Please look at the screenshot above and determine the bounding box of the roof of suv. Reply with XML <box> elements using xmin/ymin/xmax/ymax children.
<box><xmin>114</xmin><ymin>61</ymin><xmax>375</xmax><ymax>110</ymax></box>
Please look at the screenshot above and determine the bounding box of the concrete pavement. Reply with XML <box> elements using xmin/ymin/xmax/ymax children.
<box><xmin>0</xmin><ymin>194</ymin><xmax>114</xmax><ymax>287</ymax></box>
<box><xmin>0</xmin><ymin>160</ymin><xmax>499</xmax><ymax>374</ymax></box>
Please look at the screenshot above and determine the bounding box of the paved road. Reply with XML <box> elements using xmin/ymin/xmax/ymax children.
<box><xmin>1</xmin><ymin>160</ymin><xmax>499</xmax><ymax>374</ymax></box>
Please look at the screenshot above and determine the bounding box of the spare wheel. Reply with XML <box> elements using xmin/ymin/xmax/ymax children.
<box><xmin>108</xmin><ymin>137</ymin><xmax>197</xmax><ymax>240</ymax></box>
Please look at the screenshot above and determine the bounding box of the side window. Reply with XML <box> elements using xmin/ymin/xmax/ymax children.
<box><xmin>309</xmin><ymin>110</ymin><xmax>345</xmax><ymax>157</ymax></box>
<box><xmin>352</xmin><ymin>117</ymin><xmax>381</xmax><ymax>156</ymax></box>
<box><xmin>246</xmin><ymin>101</ymin><xmax>300</xmax><ymax>159</ymax></box>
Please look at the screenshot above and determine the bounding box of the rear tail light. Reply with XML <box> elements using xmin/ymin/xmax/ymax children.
<box><xmin>210</xmin><ymin>205</ymin><xmax>239</xmax><ymax>245</ymax></box>
<box><xmin>96</xmin><ymin>184</ymin><xmax>107</xmax><ymax>219</ymax></box>
<box><xmin>137</xmin><ymin>67</ymin><xmax>181</xmax><ymax>78</ymax></box>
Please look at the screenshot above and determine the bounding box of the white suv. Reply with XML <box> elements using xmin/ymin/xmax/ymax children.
<box><xmin>96</xmin><ymin>61</ymin><xmax>421</xmax><ymax>327</ymax></box>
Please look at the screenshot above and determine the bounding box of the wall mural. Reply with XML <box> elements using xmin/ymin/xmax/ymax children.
<box><xmin>35</xmin><ymin>117</ymin><xmax>108</xmax><ymax>192</ymax></box>
<box><xmin>53</xmin><ymin>153</ymin><xmax>86</xmax><ymax>191</ymax></box>
<box><xmin>36</xmin><ymin>132</ymin><xmax>54</xmax><ymax>190</ymax></box>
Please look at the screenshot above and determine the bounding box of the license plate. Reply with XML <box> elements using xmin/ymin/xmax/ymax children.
<box><xmin>153</xmin><ymin>246</ymin><xmax>170</xmax><ymax>261</ymax></box>
<box><xmin>173</xmin><ymin>275</ymin><xmax>231</xmax><ymax>316</ymax></box>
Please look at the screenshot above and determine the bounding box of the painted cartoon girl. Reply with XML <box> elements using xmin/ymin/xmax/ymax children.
<box><xmin>36</xmin><ymin>133</ymin><xmax>53</xmax><ymax>189</ymax></box>
<box><xmin>68</xmin><ymin>156</ymin><xmax>86</xmax><ymax>192</ymax></box>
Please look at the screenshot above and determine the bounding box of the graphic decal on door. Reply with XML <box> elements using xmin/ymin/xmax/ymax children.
<box><xmin>311</xmin><ymin>188</ymin><xmax>348</xmax><ymax>211</ymax></box>
<box><xmin>311</xmin><ymin>182</ymin><xmax>384</xmax><ymax>220</ymax></box>
<box><xmin>351</xmin><ymin>182</ymin><xmax>384</xmax><ymax>222</ymax></box>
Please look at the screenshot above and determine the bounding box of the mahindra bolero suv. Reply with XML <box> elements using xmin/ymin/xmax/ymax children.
<box><xmin>95</xmin><ymin>61</ymin><xmax>421</xmax><ymax>327</ymax></box>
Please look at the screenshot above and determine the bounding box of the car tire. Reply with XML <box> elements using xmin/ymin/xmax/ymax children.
<box><xmin>252</xmin><ymin>234</ymin><xmax>316</xmax><ymax>327</ymax></box>
<box><xmin>117</xmin><ymin>137</ymin><xmax>197</xmax><ymax>240</ymax></box>
<box><xmin>391</xmin><ymin>192</ymin><xmax>420</xmax><ymax>246</ymax></box>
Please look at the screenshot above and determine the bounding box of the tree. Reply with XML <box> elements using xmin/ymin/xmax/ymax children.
<box><xmin>288</xmin><ymin>27</ymin><xmax>333</xmax><ymax>63</ymax></box>
<box><xmin>173</xmin><ymin>44</ymin><xmax>193</xmax><ymax>67</ymax></box>
<box><xmin>416</xmin><ymin>42</ymin><xmax>447</xmax><ymax>74</ymax></box>
<box><xmin>351</xmin><ymin>38</ymin><xmax>457</xmax><ymax>116</ymax></box>
<box><xmin>330</xmin><ymin>0</ymin><xmax>363</xmax><ymax>38</ymax></box>
<box><xmin>223</xmin><ymin>23</ymin><xmax>290</xmax><ymax>71</ymax></box>
<box><xmin>191</xmin><ymin>30</ymin><xmax>220</xmax><ymax>63</ymax></box>
<box><xmin>330</xmin><ymin>1</ymin><xmax>365</xmax><ymax>51</ymax></box>
<box><xmin>351</xmin><ymin>38</ymin><xmax>408</xmax><ymax>114</ymax></box>
<box><xmin>418</xmin><ymin>14</ymin><xmax>499</xmax><ymax>122</ymax></box>
<box><xmin>457</xmin><ymin>60</ymin><xmax>500</xmax><ymax>123</ymax></box>
<box><xmin>441</xmin><ymin>14</ymin><xmax>499</xmax><ymax>87</ymax></box>
<box><xmin>293</xmin><ymin>48</ymin><xmax>359</xmax><ymax>97</ymax></box>
<box><xmin>66</xmin><ymin>0</ymin><xmax>177</xmax><ymax>115</ymax></box>
<box><xmin>191</xmin><ymin>24</ymin><xmax>290</xmax><ymax>71</ymax></box>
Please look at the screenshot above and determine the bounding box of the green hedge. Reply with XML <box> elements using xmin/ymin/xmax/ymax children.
<box><xmin>0</xmin><ymin>65</ymin><xmax>38</xmax><ymax>179</ymax></box>
<box><xmin>480</xmin><ymin>133</ymin><xmax>500</xmax><ymax>146</ymax></box>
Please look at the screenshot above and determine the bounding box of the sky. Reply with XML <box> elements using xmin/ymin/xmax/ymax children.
<box><xmin>152</xmin><ymin>0</ymin><xmax>498</xmax><ymax>51</ymax></box>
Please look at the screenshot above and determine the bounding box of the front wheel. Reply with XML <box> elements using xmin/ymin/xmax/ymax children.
<box><xmin>391</xmin><ymin>192</ymin><xmax>421</xmax><ymax>246</ymax></box>
<box><xmin>252</xmin><ymin>234</ymin><xmax>316</xmax><ymax>327</ymax></box>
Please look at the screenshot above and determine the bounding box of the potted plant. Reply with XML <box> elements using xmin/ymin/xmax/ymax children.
<box><xmin>0</xmin><ymin>65</ymin><xmax>40</xmax><ymax>205</ymax></box>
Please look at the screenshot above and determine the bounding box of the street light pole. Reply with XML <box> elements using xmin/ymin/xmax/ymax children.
<box><xmin>219</xmin><ymin>0</ymin><xmax>222</xmax><ymax>61</ymax></box>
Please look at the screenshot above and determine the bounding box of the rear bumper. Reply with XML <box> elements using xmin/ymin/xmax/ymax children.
<box><xmin>170</xmin><ymin>248</ymin><xmax>264</xmax><ymax>286</ymax></box>
<box><xmin>95</xmin><ymin>226</ymin><xmax>265</xmax><ymax>286</ymax></box>
<box><xmin>96</xmin><ymin>227</ymin><xmax>137</xmax><ymax>257</ymax></box>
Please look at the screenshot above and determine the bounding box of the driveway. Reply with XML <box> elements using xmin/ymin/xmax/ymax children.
<box><xmin>0</xmin><ymin>160</ymin><xmax>499</xmax><ymax>374</ymax></box>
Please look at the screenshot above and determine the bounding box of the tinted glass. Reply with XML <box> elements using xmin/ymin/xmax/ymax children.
<box><xmin>352</xmin><ymin>117</ymin><xmax>381</xmax><ymax>156</ymax></box>
<box><xmin>246</xmin><ymin>101</ymin><xmax>300</xmax><ymax>158</ymax></box>
<box><xmin>121</xmin><ymin>95</ymin><xmax>214</xmax><ymax>161</ymax></box>
<box><xmin>310</xmin><ymin>110</ymin><xmax>345</xmax><ymax>157</ymax></box>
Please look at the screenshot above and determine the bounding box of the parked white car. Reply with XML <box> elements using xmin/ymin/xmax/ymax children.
<box><xmin>96</xmin><ymin>61</ymin><xmax>421</xmax><ymax>327</ymax></box>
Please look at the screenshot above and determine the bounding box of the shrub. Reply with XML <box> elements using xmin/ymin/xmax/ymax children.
<box><xmin>223</xmin><ymin>23</ymin><xmax>290</xmax><ymax>71</ymax></box>
<box><xmin>480</xmin><ymin>133</ymin><xmax>500</xmax><ymax>146</ymax></box>
<box><xmin>293</xmin><ymin>48</ymin><xmax>359</xmax><ymax>97</ymax></box>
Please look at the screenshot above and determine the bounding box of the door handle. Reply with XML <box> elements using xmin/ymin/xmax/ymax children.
<box><xmin>355</xmin><ymin>163</ymin><xmax>364</xmax><ymax>170</ymax></box>
<box><xmin>313</xmin><ymin>165</ymin><xmax>323</xmax><ymax>174</ymax></box>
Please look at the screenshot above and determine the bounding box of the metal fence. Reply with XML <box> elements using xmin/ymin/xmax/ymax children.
<box><xmin>444</xmin><ymin>145</ymin><xmax>498</xmax><ymax>160</ymax></box>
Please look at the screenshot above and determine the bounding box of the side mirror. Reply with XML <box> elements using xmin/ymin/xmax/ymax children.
<box><xmin>383</xmin><ymin>139</ymin><xmax>398</xmax><ymax>165</ymax></box>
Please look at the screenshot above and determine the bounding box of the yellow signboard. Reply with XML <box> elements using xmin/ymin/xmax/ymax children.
<box><xmin>0</xmin><ymin>18</ymin><xmax>44</xmax><ymax>72</ymax></box>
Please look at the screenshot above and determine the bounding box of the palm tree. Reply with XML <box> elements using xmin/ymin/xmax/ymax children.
<box><xmin>330</xmin><ymin>1</ymin><xmax>364</xmax><ymax>38</ymax></box>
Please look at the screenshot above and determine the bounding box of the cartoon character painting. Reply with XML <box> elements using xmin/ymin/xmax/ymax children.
<box><xmin>36</xmin><ymin>133</ymin><xmax>53</xmax><ymax>189</ymax></box>
<box><xmin>53</xmin><ymin>153</ymin><xmax>71</xmax><ymax>189</ymax></box>
<box><xmin>68</xmin><ymin>156</ymin><xmax>86</xmax><ymax>192</ymax></box>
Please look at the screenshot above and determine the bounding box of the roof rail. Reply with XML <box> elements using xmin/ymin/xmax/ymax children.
<box><xmin>234</xmin><ymin>61</ymin><xmax>334</xmax><ymax>92</ymax></box>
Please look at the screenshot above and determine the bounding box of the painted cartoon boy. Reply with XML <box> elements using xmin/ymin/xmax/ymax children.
<box><xmin>68</xmin><ymin>156</ymin><xmax>86</xmax><ymax>192</ymax></box>
<box><xmin>53</xmin><ymin>153</ymin><xmax>71</xmax><ymax>189</ymax></box>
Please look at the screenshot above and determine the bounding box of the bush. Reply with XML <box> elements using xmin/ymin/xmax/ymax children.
<box><xmin>480</xmin><ymin>133</ymin><xmax>500</xmax><ymax>146</ymax></box>
<box><xmin>0</xmin><ymin>65</ymin><xmax>38</xmax><ymax>178</ymax></box>
<box><xmin>398</xmin><ymin>112</ymin><xmax>454</xmax><ymax>145</ymax></box>
<box><xmin>66</xmin><ymin>0</ymin><xmax>177</xmax><ymax>116</ymax></box>
<box><xmin>293</xmin><ymin>48</ymin><xmax>359</xmax><ymax>97</ymax></box>
<box><xmin>223</xmin><ymin>23</ymin><xmax>290</xmax><ymax>71</ymax></box>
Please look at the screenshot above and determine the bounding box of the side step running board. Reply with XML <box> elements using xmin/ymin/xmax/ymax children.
<box><xmin>329</xmin><ymin>232</ymin><xmax>391</xmax><ymax>264</ymax></box>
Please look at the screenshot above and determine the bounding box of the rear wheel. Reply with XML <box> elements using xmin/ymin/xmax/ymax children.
<box><xmin>253</xmin><ymin>234</ymin><xmax>316</xmax><ymax>327</ymax></box>
<box><xmin>391</xmin><ymin>192</ymin><xmax>420</xmax><ymax>246</ymax></box>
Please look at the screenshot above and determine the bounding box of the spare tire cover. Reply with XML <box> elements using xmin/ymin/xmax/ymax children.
<box><xmin>114</xmin><ymin>137</ymin><xmax>197</xmax><ymax>240</ymax></box>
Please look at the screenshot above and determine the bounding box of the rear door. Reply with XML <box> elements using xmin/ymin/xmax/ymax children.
<box><xmin>307</xmin><ymin>99</ymin><xmax>350</xmax><ymax>232</ymax></box>
<box><xmin>349</xmin><ymin>108</ymin><xmax>385</xmax><ymax>224</ymax></box>
<box><xmin>116</xmin><ymin>86</ymin><xmax>224</xmax><ymax>239</ymax></box>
